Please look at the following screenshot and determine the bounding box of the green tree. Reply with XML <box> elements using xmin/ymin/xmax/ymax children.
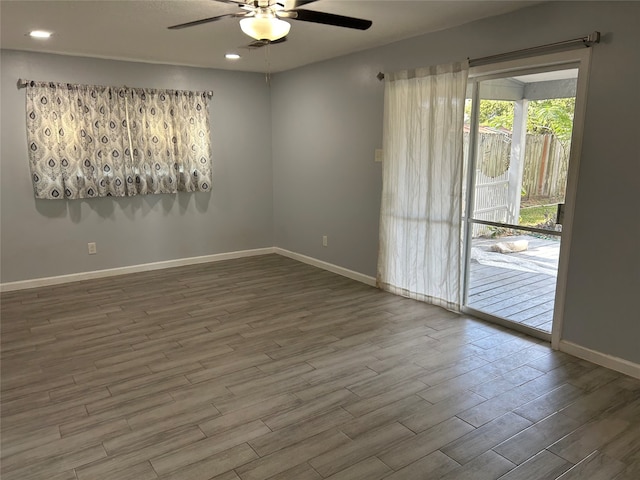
<box><xmin>526</xmin><ymin>98</ymin><xmax>575</xmax><ymax>141</ymax></box>
<box><xmin>465</xmin><ymin>98</ymin><xmax>575</xmax><ymax>141</ymax></box>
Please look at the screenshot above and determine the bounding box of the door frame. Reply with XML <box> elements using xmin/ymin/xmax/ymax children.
<box><xmin>461</xmin><ymin>49</ymin><xmax>592</xmax><ymax>348</ymax></box>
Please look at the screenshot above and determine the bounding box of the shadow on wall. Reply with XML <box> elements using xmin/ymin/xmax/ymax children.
<box><xmin>34</xmin><ymin>191</ymin><xmax>211</xmax><ymax>223</ymax></box>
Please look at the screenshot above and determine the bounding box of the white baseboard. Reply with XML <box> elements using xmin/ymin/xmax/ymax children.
<box><xmin>559</xmin><ymin>340</ymin><xmax>640</xmax><ymax>380</ymax></box>
<box><xmin>0</xmin><ymin>247</ymin><xmax>275</xmax><ymax>292</ymax></box>
<box><xmin>273</xmin><ymin>247</ymin><xmax>376</xmax><ymax>287</ymax></box>
<box><xmin>0</xmin><ymin>247</ymin><xmax>376</xmax><ymax>292</ymax></box>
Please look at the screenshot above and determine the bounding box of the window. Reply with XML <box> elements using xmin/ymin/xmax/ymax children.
<box><xmin>25</xmin><ymin>81</ymin><xmax>212</xmax><ymax>199</ymax></box>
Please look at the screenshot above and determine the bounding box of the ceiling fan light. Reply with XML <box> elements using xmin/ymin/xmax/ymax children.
<box><xmin>240</xmin><ymin>15</ymin><xmax>290</xmax><ymax>41</ymax></box>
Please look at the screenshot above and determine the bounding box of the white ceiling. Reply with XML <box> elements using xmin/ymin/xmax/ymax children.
<box><xmin>1</xmin><ymin>0</ymin><xmax>541</xmax><ymax>73</ymax></box>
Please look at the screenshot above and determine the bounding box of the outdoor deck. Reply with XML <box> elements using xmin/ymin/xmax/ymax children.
<box><xmin>467</xmin><ymin>235</ymin><xmax>560</xmax><ymax>334</ymax></box>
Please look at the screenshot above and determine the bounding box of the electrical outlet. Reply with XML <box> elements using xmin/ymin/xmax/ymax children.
<box><xmin>88</xmin><ymin>242</ymin><xmax>97</xmax><ymax>255</ymax></box>
<box><xmin>322</xmin><ymin>235</ymin><xmax>328</xmax><ymax>247</ymax></box>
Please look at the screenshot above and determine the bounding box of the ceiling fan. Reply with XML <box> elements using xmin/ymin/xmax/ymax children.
<box><xmin>168</xmin><ymin>0</ymin><xmax>372</xmax><ymax>45</ymax></box>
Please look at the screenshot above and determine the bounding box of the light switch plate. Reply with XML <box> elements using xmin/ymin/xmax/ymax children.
<box><xmin>375</xmin><ymin>149</ymin><xmax>383</xmax><ymax>163</ymax></box>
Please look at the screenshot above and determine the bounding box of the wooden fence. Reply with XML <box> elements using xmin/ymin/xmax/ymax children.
<box><xmin>521</xmin><ymin>134</ymin><xmax>570</xmax><ymax>201</ymax></box>
<box><xmin>466</xmin><ymin>133</ymin><xmax>510</xmax><ymax>236</ymax></box>
<box><xmin>463</xmin><ymin>131</ymin><xmax>570</xmax><ymax>236</ymax></box>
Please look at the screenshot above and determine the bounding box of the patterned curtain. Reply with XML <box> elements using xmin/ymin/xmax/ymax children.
<box><xmin>25</xmin><ymin>81</ymin><xmax>212</xmax><ymax>199</ymax></box>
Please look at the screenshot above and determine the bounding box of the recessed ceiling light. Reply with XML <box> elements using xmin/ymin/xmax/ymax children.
<box><xmin>29</xmin><ymin>30</ymin><xmax>52</xmax><ymax>39</ymax></box>
<box><xmin>225</xmin><ymin>53</ymin><xmax>241</xmax><ymax>60</ymax></box>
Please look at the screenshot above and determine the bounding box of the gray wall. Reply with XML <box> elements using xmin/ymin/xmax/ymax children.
<box><xmin>271</xmin><ymin>62</ymin><xmax>384</xmax><ymax>275</ymax></box>
<box><xmin>271</xmin><ymin>2</ymin><xmax>640</xmax><ymax>363</ymax></box>
<box><xmin>1</xmin><ymin>51</ymin><xmax>273</xmax><ymax>282</ymax></box>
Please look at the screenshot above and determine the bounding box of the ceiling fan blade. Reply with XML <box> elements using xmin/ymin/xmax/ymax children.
<box><xmin>290</xmin><ymin>9</ymin><xmax>372</xmax><ymax>30</ymax></box>
<box><xmin>168</xmin><ymin>13</ymin><xmax>243</xmax><ymax>30</ymax></box>
<box><xmin>245</xmin><ymin>36</ymin><xmax>288</xmax><ymax>49</ymax></box>
<box><xmin>288</xmin><ymin>0</ymin><xmax>320</xmax><ymax>8</ymax></box>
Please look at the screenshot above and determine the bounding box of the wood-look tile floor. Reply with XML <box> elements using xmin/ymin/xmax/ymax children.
<box><xmin>1</xmin><ymin>254</ymin><xmax>639</xmax><ymax>480</ymax></box>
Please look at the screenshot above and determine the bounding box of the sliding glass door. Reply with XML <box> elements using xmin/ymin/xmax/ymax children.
<box><xmin>462</xmin><ymin>53</ymin><xmax>589</xmax><ymax>341</ymax></box>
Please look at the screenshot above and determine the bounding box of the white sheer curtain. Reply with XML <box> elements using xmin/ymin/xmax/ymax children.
<box><xmin>377</xmin><ymin>61</ymin><xmax>469</xmax><ymax>312</ymax></box>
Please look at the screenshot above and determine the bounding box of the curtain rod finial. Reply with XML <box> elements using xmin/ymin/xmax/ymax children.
<box><xmin>377</xmin><ymin>72</ymin><xmax>385</xmax><ymax>81</ymax></box>
<box><xmin>585</xmin><ymin>31</ymin><xmax>600</xmax><ymax>46</ymax></box>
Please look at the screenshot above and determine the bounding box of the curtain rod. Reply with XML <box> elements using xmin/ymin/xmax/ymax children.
<box><xmin>17</xmin><ymin>78</ymin><xmax>213</xmax><ymax>98</ymax></box>
<box><xmin>376</xmin><ymin>31</ymin><xmax>600</xmax><ymax>81</ymax></box>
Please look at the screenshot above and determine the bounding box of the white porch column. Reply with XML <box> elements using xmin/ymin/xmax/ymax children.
<box><xmin>507</xmin><ymin>99</ymin><xmax>528</xmax><ymax>224</ymax></box>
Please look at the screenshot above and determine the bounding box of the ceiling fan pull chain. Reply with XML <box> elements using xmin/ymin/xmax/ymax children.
<box><xmin>265</xmin><ymin>44</ymin><xmax>272</xmax><ymax>86</ymax></box>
